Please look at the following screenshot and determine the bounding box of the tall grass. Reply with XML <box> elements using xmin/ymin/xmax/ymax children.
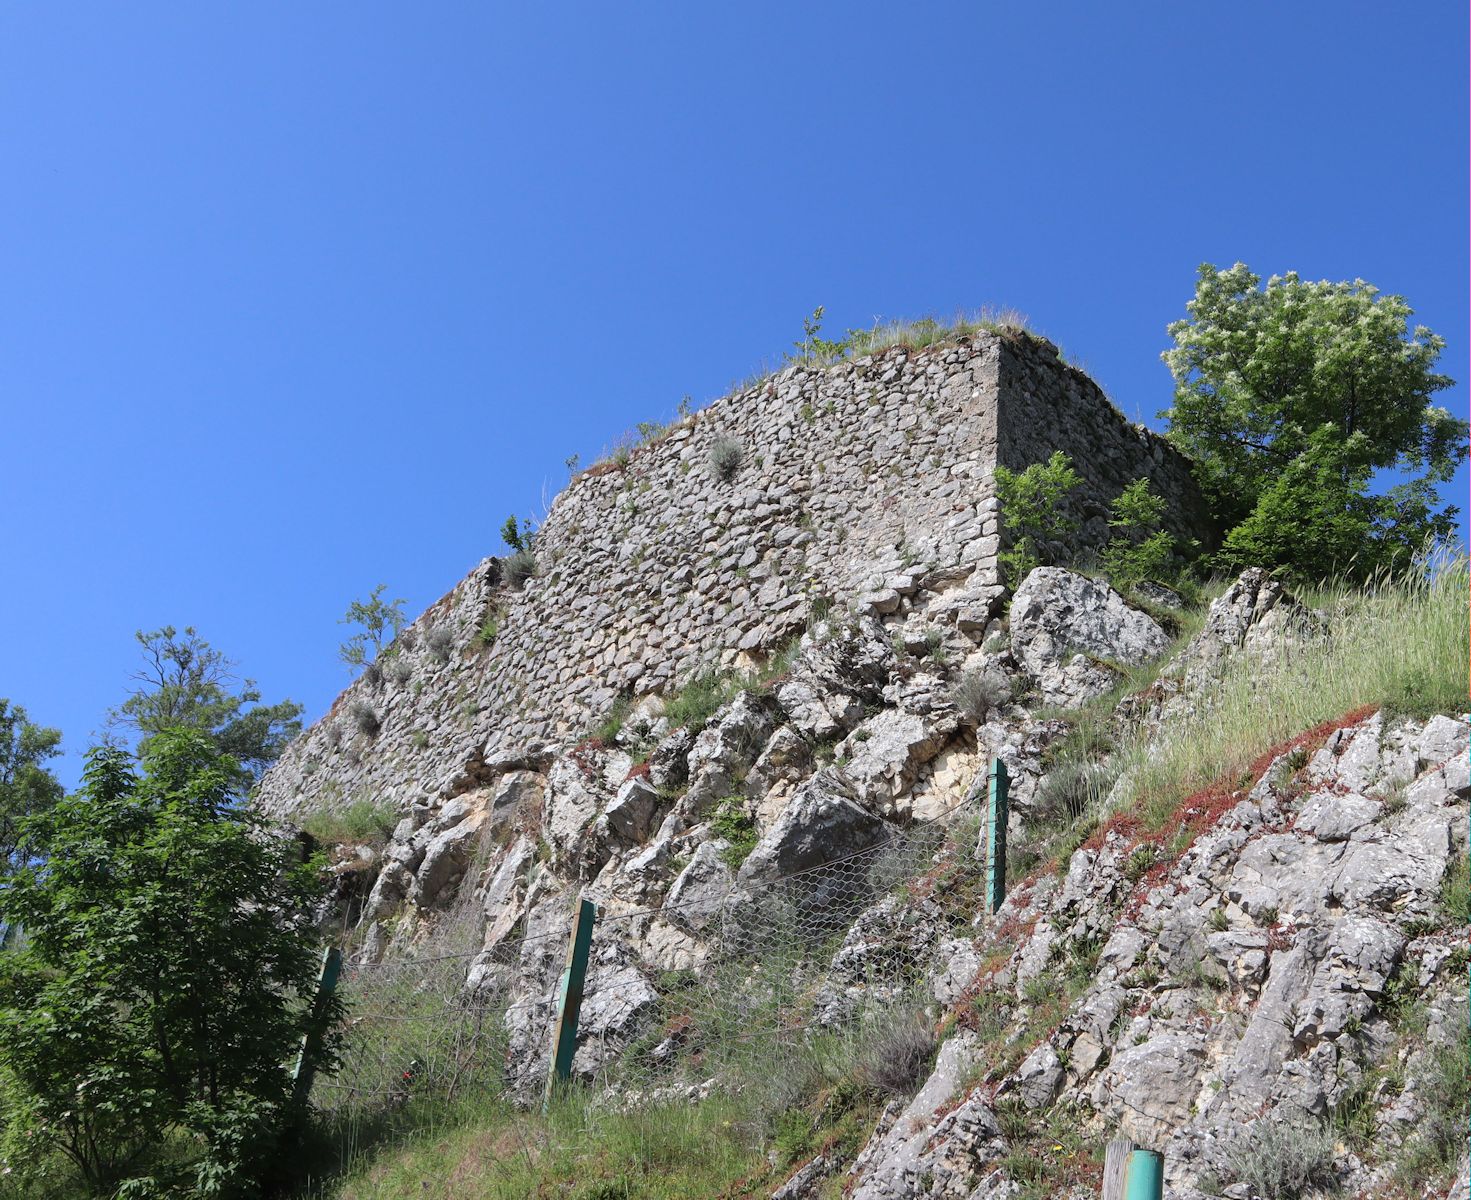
<box><xmin>1122</xmin><ymin>554</ymin><xmax>1469</xmax><ymax>828</ymax></box>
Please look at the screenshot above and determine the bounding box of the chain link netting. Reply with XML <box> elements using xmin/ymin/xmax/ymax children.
<box><xmin>315</xmin><ymin>790</ymin><xmax>984</xmax><ymax>1123</ymax></box>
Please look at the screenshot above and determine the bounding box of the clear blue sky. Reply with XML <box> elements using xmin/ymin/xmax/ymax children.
<box><xmin>3</xmin><ymin>3</ymin><xmax>1466</xmax><ymax>789</ymax></box>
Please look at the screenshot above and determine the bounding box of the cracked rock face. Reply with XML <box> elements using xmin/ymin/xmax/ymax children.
<box><xmin>1009</xmin><ymin>567</ymin><xmax>1170</xmax><ymax>707</ymax></box>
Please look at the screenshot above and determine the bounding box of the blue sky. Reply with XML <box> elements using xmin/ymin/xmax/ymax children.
<box><xmin>3</xmin><ymin>3</ymin><xmax>1466</xmax><ymax>789</ymax></box>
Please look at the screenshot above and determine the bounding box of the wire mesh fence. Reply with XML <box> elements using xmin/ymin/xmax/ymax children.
<box><xmin>313</xmin><ymin>784</ymin><xmax>986</xmax><ymax>1127</ymax></box>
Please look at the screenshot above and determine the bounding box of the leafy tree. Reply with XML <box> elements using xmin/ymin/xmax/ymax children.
<box><xmin>1098</xmin><ymin>478</ymin><xmax>1175</xmax><ymax>589</ymax></box>
<box><xmin>0</xmin><ymin>701</ymin><xmax>62</xmax><ymax>877</ymax></box>
<box><xmin>110</xmin><ymin>626</ymin><xmax>302</xmax><ymax>787</ymax></box>
<box><xmin>993</xmin><ymin>450</ymin><xmax>1083</xmax><ymax>585</ymax></box>
<box><xmin>0</xmin><ymin>730</ymin><xmax>339</xmax><ymax>1196</ymax></box>
<box><xmin>1162</xmin><ymin>263</ymin><xmax>1466</xmax><ymax>575</ymax></box>
<box><xmin>338</xmin><ymin>584</ymin><xmax>407</xmax><ymax>674</ymax></box>
<box><xmin>1214</xmin><ymin>425</ymin><xmax>1456</xmax><ymax>581</ymax></box>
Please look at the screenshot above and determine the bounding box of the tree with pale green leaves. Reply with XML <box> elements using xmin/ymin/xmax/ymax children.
<box><xmin>992</xmin><ymin>450</ymin><xmax>1083</xmax><ymax>585</ymax></box>
<box><xmin>1098</xmin><ymin>477</ymin><xmax>1176</xmax><ymax>588</ymax></box>
<box><xmin>338</xmin><ymin>584</ymin><xmax>407</xmax><ymax>674</ymax></box>
<box><xmin>1162</xmin><ymin>263</ymin><xmax>1466</xmax><ymax>579</ymax></box>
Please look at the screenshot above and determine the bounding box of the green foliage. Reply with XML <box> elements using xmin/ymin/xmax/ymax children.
<box><xmin>300</xmin><ymin>798</ymin><xmax>399</xmax><ymax>848</ymax></box>
<box><xmin>1162</xmin><ymin>262</ymin><xmax>1466</xmax><ymax>579</ymax></box>
<box><xmin>1125</xmin><ymin>553</ymin><xmax>1469</xmax><ymax>832</ymax></box>
<box><xmin>0</xmin><ymin>701</ymin><xmax>62</xmax><ymax>878</ymax></box>
<box><xmin>1098</xmin><ymin>478</ymin><xmax>1175</xmax><ymax>588</ymax></box>
<box><xmin>476</xmin><ymin>604</ymin><xmax>504</xmax><ymax>648</ymax></box>
<box><xmin>992</xmin><ymin>451</ymin><xmax>1083</xmax><ymax>585</ymax></box>
<box><xmin>1214</xmin><ymin>425</ymin><xmax>1450</xmax><ymax>583</ymax></box>
<box><xmin>0</xmin><ymin>731</ymin><xmax>339</xmax><ymax>1196</ymax></box>
<box><xmin>593</xmin><ymin>696</ymin><xmax>632</xmax><ymax>745</ymax></box>
<box><xmin>788</xmin><ymin>305</ymin><xmax>851</xmax><ymax>362</ymax></box>
<box><xmin>711</xmin><ymin>799</ymin><xmax>758</xmax><ymax>868</ymax></box>
<box><xmin>111</xmin><ymin>626</ymin><xmax>303</xmax><ymax>787</ymax></box>
<box><xmin>663</xmin><ymin>670</ymin><xmax>733</xmax><ymax>731</ymax></box>
<box><xmin>1394</xmin><ymin>1035</ymin><xmax>1470</xmax><ymax>1187</ymax></box>
<box><xmin>500</xmin><ymin>515</ymin><xmax>526</xmax><ymax>552</ymax></box>
<box><xmin>338</xmin><ymin>587</ymin><xmax>408</xmax><ymax>675</ymax></box>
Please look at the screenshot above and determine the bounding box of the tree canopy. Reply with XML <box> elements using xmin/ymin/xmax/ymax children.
<box><xmin>0</xmin><ymin>730</ymin><xmax>338</xmax><ymax>1195</ymax></box>
<box><xmin>0</xmin><ymin>700</ymin><xmax>62</xmax><ymax>879</ymax></box>
<box><xmin>108</xmin><ymin>626</ymin><xmax>302</xmax><ymax>788</ymax></box>
<box><xmin>1161</xmin><ymin>263</ymin><xmax>1466</xmax><ymax>579</ymax></box>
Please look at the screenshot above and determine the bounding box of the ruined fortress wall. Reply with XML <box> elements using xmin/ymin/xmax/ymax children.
<box><xmin>995</xmin><ymin>338</ymin><xmax>1216</xmax><ymax>556</ymax></box>
<box><xmin>256</xmin><ymin>331</ymin><xmax>1209</xmax><ymax>822</ymax></box>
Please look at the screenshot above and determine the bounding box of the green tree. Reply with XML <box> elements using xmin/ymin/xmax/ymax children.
<box><xmin>0</xmin><ymin>701</ymin><xmax>62</xmax><ymax>877</ymax></box>
<box><xmin>993</xmin><ymin>450</ymin><xmax>1083</xmax><ymax>585</ymax></box>
<box><xmin>1162</xmin><ymin>263</ymin><xmax>1466</xmax><ymax>575</ymax></box>
<box><xmin>0</xmin><ymin>730</ymin><xmax>339</xmax><ymax>1196</ymax></box>
<box><xmin>1098</xmin><ymin>478</ymin><xmax>1175</xmax><ymax>589</ymax></box>
<box><xmin>109</xmin><ymin>626</ymin><xmax>302</xmax><ymax>787</ymax></box>
<box><xmin>338</xmin><ymin>584</ymin><xmax>407</xmax><ymax>673</ymax></box>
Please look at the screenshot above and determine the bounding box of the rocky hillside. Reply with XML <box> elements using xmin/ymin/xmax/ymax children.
<box><xmin>269</xmin><ymin>334</ymin><xmax>1467</xmax><ymax>1199</ymax></box>
<box><xmin>307</xmin><ymin>558</ymin><xmax>1467</xmax><ymax>1199</ymax></box>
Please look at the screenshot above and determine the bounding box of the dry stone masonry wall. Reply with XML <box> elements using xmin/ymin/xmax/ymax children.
<box><xmin>257</xmin><ymin>331</ymin><xmax>1210</xmax><ymax>822</ymax></box>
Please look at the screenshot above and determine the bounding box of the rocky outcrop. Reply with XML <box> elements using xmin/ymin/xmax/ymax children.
<box><xmin>1009</xmin><ymin>567</ymin><xmax>1171</xmax><ymax>707</ymax></box>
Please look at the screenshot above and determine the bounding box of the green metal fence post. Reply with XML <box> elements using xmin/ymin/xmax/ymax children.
<box><xmin>985</xmin><ymin>757</ymin><xmax>1009</xmax><ymax>915</ymax></box>
<box><xmin>1123</xmin><ymin>1149</ymin><xmax>1163</xmax><ymax>1199</ymax></box>
<box><xmin>544</xmin><ymin>897</ymin><xmax>597</xmax><ymax>1111</ymax></box>
<box><xmin>291</xmin><ymin>945</ymin><xmax>343</xmax><ymax>1105</ymax></box>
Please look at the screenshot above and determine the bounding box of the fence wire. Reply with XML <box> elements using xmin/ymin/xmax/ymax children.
<box><xmin>314</xmin><ymin>786</ymin><xmax>984</xmax><ymax>1124</ymax></box>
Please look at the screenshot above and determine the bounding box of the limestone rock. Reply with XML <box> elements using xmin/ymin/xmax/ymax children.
<box><xmin>1009</xmin><ymin>568</ymin><xmax>1169</xmax><ymax>707</ymax></box>
<box><xmin>738</xmin><ymin>770</ymin><xmax>890</xmax><ymax>883</ymax></box>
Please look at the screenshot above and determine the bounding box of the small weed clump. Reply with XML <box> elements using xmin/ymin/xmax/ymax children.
<box><xmin>951</xmin><ymin>669</ymin><xmax>1009</xmax><ymax>723</ymax></box>
<box><xmin>709</xmin><ymin>434</ymin><xmax>743</xmax><ymax>482</ymax></box>
<box><xmin>349</xmin><ymin>700</ymin><xmax>381</xmax><ymax>738</ymax></box>
<box><xmin>503</xmin><ymin>548</ymin><xmax>538</xmax><ymax>589</ymax></box>
<box><xmin>425</xmin><ymin>623</ymin><xmax>454</xmax><ymax>664</ymax></box>
<box><xmin>850</xmin><ymin>1008</ymin><xmax>937</xmax><ymax>1098</ymax></box>
<box><xmin>711</xmin><ymin>798</ymin><xmax>758</xmax><ymax>868</ymax></box>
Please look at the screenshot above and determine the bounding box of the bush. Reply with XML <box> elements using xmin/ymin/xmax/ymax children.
<box><xmin>1224</xmin><ymin>1116</ymin><xmax>1338</xmax><ymax>1199</ymax></box>
<box><xmin>709</xmin><ymin>435</ymin><xmax>743</xmax><ymax>482</ymax></box>
<box><xmin>992</xmin><ymin>451</ymin><xmax>1082</xmax><ymax>586</ymax></box>
<box><xmin>950</xmin><ymin>669</ymin><xmax>1009</xmax><ymax>723</ymax></box>
<box><xmin>851</xmin><ymin>1008</ymin><xmax>936</xmax><ymax>1098</ymax></box>
<box><xmin>1033</xmin><ymin>760</ymin><xmax>1116</xmax><ymax>828</ymax></box>
<box><xmin>425</xmin><ymin>624</ymin><xmax>455</xmax><ymax>665</ymax></box>
<box><xmin>350</xmin><ymin>700</ymin><xmax>381</xmax><ymax>737</ymax></box>
<box><xmin>503</xmin><ymin>549</ymin><xmax>538</xmax><ymax>589</ymax></box>
<box><xmin>385</xmin><ymin>655</ymin><xmax>413</xmax><ymax>686</ymax></box>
